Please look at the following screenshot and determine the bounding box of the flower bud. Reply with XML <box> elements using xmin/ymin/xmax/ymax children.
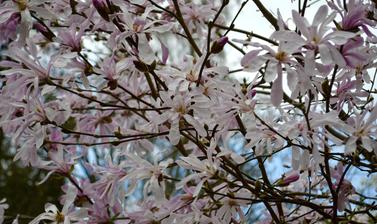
<box><xmin>107</xmin><ymin>79</ymin><xmax>118</xmax><ymax>90</ymax></box>
<box><xmin>276</xmin><ymin>172</ymin><xmax>300</xmax><ymax>186</ymax></box>
<box><xmin>92</xmin><ymin>0</ymin><xmax>110</xmax><ymax>21</ymax></box>
<box><xmin>210</xmin><ymin>36</ymin><xmax>228</xmax><ymax>54</ymax></box>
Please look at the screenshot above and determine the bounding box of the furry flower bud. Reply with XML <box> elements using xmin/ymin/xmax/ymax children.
<box><xmin>211</xmin><ymin>36</ymin><xmax>228</xmax><ymax>54</ymax></box>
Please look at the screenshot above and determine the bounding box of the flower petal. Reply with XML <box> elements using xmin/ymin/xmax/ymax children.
<box><xmin>271</xmin><ymin>73</ymin><xmax>283</xmax><ymax>106</ymax></box>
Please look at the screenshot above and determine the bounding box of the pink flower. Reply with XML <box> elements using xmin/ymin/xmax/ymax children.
<box><xmin>340</xmin><ymin>36</ymin><xmax>367</xmax><ymax>68</ymax></box>
<box><xmin>329</xmin><ymin>0</ymin><xmax>376</xmax><ymax>40</ymax></box>
<box><xmin>56</xmin><ymin>20</ymin><xmax>90</xmax><ymax>52</ymax></box>
<box><xmin>342</xmin><ymin>1</ymin><xmax>375</xmax><ymax>31</ymax></box>
<box><xmin>78</xmin><ymin>110</ymin><xmax>115</xmax><ymax>139</ymax></box>
<box><xmin>334</xmin><ymin>78</ymin><xmax>367</xmax><ymax>111</ymax></box>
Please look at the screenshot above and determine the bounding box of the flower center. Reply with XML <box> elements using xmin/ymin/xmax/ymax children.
<box><xmin>175</xmin><ymin>104</ymin><xmax>186</xmax><ymax>115</ymax></box>
<box><xmin>228</xmin><ymin>199</ymin><xmax>238</xmax><ymax>207</ymax></box>
<box><xmin>186</xmin><ymin>70</ymin><xmax>197</xmax><ymax>82</ymax></box>
<box><xmin>15</xmin><ymin>0</ymin><xmax>28</xmax><ymax>11</ymax></box>
<box><xmin>55</xmin><ymin>211</ymin><xmax>65</xmax><ymax>223</ymax></box>
<box><xmin>275</xmin><ymin>51</ymin><xmax>287</xmax><ymax>62</ymax></box>
<box><xmin>354</xmin><ymin>128</ymin><xmax>365</xmax><ymax>137</ymax></box>
<box><xmin>311</xmin><ymin>36</ymin><xmax>321</xmax><ymax>45</ymax></box>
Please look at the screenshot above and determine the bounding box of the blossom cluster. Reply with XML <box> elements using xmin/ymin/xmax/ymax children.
<box><xmin>0</xmin><ymin>0</ymin><xmax>377</xmax><ymax>223</ymax></box>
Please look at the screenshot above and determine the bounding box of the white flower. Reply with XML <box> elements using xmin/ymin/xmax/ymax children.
<box><xmin>123</xmin><ymin>153</ymin><xmax>173</xmax><ymax>204</ymax></box>
<box><xmin>343</xmin><ymin>106</ymin><xmax>377</xmax><ymax>153</ymax></box>
<box><xmin>30</xmin><ymin>187</ymin><xmax>87</xmax><ymax>224</ymax></box>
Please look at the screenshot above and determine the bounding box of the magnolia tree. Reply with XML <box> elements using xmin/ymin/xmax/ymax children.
<box><xmin>0</xmin><ymin>0</ymin><xmax>377</xmax><ymax>223</ymax></box>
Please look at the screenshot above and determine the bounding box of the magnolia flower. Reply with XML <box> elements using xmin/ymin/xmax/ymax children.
<box><xmin>153</xmin><ymin>90</ymin><xmax>206</xmax><ymax>145</ymax></box>
<box><xmin>176</xmin><ymin>151</ymin><xmax>221</xmax><ymax>197</ymax></box>
<box><xmin>30</xmin><ymin>187</ymin><xmax>87</xmax><ymax>224</ymax></box>
<box><xmin>334</xmin><ymin>78</ymin><xmax>367</xmax><ymax>111</ymax></box>
<box><xmin>245</xmin><ymin>113</ymin><xmax>285</xmax><ymax>156</ymax></box>
<box><xmin>165</xmin><ymin>185</ymin><xmax>207</xmax><ymax>215</ymax></box>
<box><xmin>290</xmin><ymin>5</ymin><xmax>356</xmax><ymax>67</ymax></box>
<box><xmin>340</xmin><ymin>36</ymin><xmax>368</xmax><ymax>69</ymax></box>
<box><xmin>120</xmin><ymin>13</ymin><xmax>173</xmax><ymax>38</ymax></box>
<box><xmin>0</xmin><ymin>0</ymin><xmax>55</xmax><ymax>45</ymax></box>
<box><xmin>56</xmin><ymin>22</ymin><xmax>89</xmax><ymax>52</ymax></box>
<box><xmin>123</xmin><ymin>153</ymin><xmax>173</xmax><ymax>204</ymax></box>
<box><xmin>13</xmin><ymin>123</ymin><xmax>47</xmax><ymax>167</ymax></box>
<box><xmin>178</xmin><ymin>2</ymin><xmax>217</xmax><ymax>36</ymax></box>
<box><xmin>241</xmin><ymin>34</ymin><xmax>305</xmax><ymax>106</ymax></box>
<box><xmin>126</xmin><ymin>198</ymin><xmax>172</xmax><ymax>224</ymax></box>
<box><xmin>329</xmin><ymin>0</ymin><xmax>376</xmax><ymax>41</ymax></box>
<box><xmin>91</xmin><ymin>153</ymin><xmax>128</xmax><ymax>207</ymax></box>
<box><xmin>93</xmin><ymin>54</ymin><xmax>118</xmax><ymax>89</ymax></box>
<box><xmin>37</xmin><ymin>149</ymin><xmax>76</xmax><ymax>185</ymax></box>
<box><xmin>78</xmin><ymin>110</ymin><xmax>115</xmax><ymax>137</ymax></box>
<box><xmin>343</xmin><ymin>106</ymin><xmax>377</xmax><ymax>153</ymax></box>
<box><xmin>1</xmin><ymin>42</ymin><xmax>50</xmax><ymax>80</ymax></box>
<box><xmin>161</xmin><ymin>54</ymin><xmax>228</xmax><ymax>92</ymax></box>
<box><xmin>214</xmin><ymin>186</ymin><xmax>251</xmax><ymax>223</ymax></box>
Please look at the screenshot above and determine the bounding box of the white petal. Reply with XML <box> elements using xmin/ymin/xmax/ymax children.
<box><xmin>241</xmin><ymin>50</ymin><xmax>261</xmax><ymax>69</ymax></box>
<box><xmin>193</xmin><ymin>180</ymin><xmax>204</xmax><ymax>197</ymax></box>
<box><xmin>41</xmin><ymin>85</ymin><xmax>56</xmax><ymax>96</ymax></box>
<box><xmin>319</xmin><ymin>44</ymin><xmax>332</xmax><ymax>65</ymax></box>
<box><xmin>183</xmin><ymin>114</ymin><xmax>206</xmax><ymax>137</ymax></box>
<box><xmin>325</xmin><ymin>31</ymin><xmax>356</xmax><ymax>45</ymax></box>
<box><xmin>287</xmin><ymin>69</ymin><xmax>298</xmax><ymax>92</ymax></box>
<box><xmin>312</xmin><ymin>5</ymin><xmax>328</xmax><ymax>27</ymax></box>
<box><xmin>291</xmin><ymin>146</ymin><xmax>300</xmax><ymax>170</ymax></box>
<box><xmin>361</xmin><ymin>136</ymin><xmax>373</xmax><ymax>152</ymax></box>
<box><xmin>168</xmin><ymin>120</ymin><xmax>180</xmax><ymax>145</ymax></box>
<box><xmin>270</xmin><ymin>31</ymin><xmax>306</xmax><ymax>49</ymax></box>
<box><xmin>0</xmin><ymin>8</ymin><xmax>16</xmax><ymax>23</ymax></box>
<box><xmin>271</xmin><ymin>73</ymin><xmax>283</xmax><ymax>106</ymax></box>
<box><xmin>62</xmin><ymin>186</ymin><xmax>77</xmax><ymax>214</ymax></box>
<box><xmin>329</xmin><ymin>45</ymin><xmax>346</xmax><ymax>67</ymax></box>
<box><xmin>292</xmin><ymin>10</ymin><xmax>310</xmax><ymax>38</ymax></box>
<box><xmin>37</xmin><ymin>170</ymin><xmax>55</xmax><ymax>185</ymax></box>
<box><xmin>264</xmin><ymin>61</ymin><xmax>277</xmax><ymax>82</ymax></box>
